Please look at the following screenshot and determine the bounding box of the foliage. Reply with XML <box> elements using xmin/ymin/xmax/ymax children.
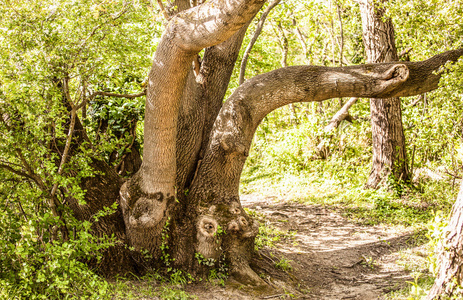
<box><xmin>0</xmin><ymin>198</ymin><xmax>117</xmax><ymax>299</ymax></box>
<box><xmin>245</xmin><ymin>208</ymin><xmax>296</xmax><ymax>250</ymax></box>
<box><xmin>110</xmin><ymin>272</ymin><xmax>197</xmax><ymax>300</ymax></box>
<box><xmin>275</xmin><ymin>258</ymin><xmax>293</xmax><ymax>271</ymax></box>
<box><xmin>0</xmin><ymin>0</ymin><xmax>157</xmax><ymax>298</ymax></box>
<box><xmin>238</xmin><ymin>1</ymin><xmax>463</xmax><ymax>298</ymax></box>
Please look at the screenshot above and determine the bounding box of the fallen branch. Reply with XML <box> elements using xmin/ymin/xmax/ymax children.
<box><xmin>316</xmin><ymin>97</ymin><xmax>359</xmax><ymax>158</ymax></box>
<box><xmin>323</xmin><ymin>97</ymin><xmax>358</xmax><ymax>132</ymax></box>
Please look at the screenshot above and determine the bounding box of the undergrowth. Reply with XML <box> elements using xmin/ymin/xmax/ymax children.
<box><xmin>240</xmin><ymin>99</ymin><xmax>461</xmax><ymax>299</ymax></box>
<box><xmin>241</xmin><ymin>101</ymin><xmax>459</xmax><ymax>228</ymax></box>
<box><xmin>110</xmin><ymin>272</ymin><xmax>197</xmax><ymax>300</ymax></box>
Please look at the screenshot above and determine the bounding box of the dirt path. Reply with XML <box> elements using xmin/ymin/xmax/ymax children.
<box><xmin>185</xmin><ymin>193</ymin><xmax>427</xmax><ymax>299</ymax></box>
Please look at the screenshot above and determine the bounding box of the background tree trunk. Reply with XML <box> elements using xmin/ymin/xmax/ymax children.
<box><xmin>427</xmin><ymin>181</ymin><xmax>463</xmax><ymax>299</ymax></box>
<box><xmin>359</xmin><ymin>0</ymin><xmax>410</xmax><ymax>189</ymax></box>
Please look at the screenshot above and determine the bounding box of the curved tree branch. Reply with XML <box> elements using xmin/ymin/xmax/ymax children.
<box><xmin>191</xmin><ymin>48</ymin><xmax>463</xmax><ymax>203</ymax></box>
<box><xmin>139</xmin><ymin>0</ymin><xmax>267</xmax><ymax>195</ymax></box>
<box><xmin>121</xmin><ymin>0</ymin><xmax>267</xmax><ymax>253</ymax></box>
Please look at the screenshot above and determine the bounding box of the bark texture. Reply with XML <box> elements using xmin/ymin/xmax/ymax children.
<box><xmin>120</xmin><ymin>0</ymin><xmax>266</xmax><ymax>254</ymax></box>
<box><xmin>188</xmin><ymin>51</ymin><xmax>463</xmax><ymax>280</ymax></box>
<box><xmin>427</xmin><ymin>181</ymin><xmax>463</xmax><ymax>299</ymax></box>
<box><xmin>98</xmin><ymin>42</ymin><xmax>462</xmax><ymax>280</ymax></box>
<box><xmin>359</xmin><ymin>0</ymin><xmax>409</xmax><ymax>189</ymax></box>
<box><xmin>50</xmin><ymin>0</ymin><xmax>463</xmax><ymax>282</ymax></box>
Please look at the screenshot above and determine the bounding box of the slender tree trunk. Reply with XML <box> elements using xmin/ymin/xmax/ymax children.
<box><xmin>359</xmin><ymin>0</ymin><xmax>410</xmax><ymax>189</ymax></box>
<box><xmin>427</xmin><ymin>181</ymin><xmax>463</xmax><ymax>299</ymax></box>
<box><xmin>239</xmin><ymin>0</ymin><xmax>281</xmax><ymax>85</ymax></box>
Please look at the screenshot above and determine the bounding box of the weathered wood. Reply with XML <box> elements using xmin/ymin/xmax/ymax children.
<box><xmin>427</xmin><ymin>181</ymin><xmax>463</xmax><ymax>299</ymax></box>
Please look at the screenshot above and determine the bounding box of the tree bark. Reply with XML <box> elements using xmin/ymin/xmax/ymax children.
<box><xmin>119</xmin><ymin>0</ymin><xmax>266</xmax><ymax>254</ymax></box>
<box><xmin>359</xmin><ymin>0</ymin><xmax>410</xmax><ymax>189</ymax></box>
<box><xmin>4</xmin><ymin>0</ymin><xmax>463</xmax><ymax>285</ymax></box>
<box><xmin>427</xmin><ymin>181</ymin><xmax>463</xmax><ymax>299</ymax></box>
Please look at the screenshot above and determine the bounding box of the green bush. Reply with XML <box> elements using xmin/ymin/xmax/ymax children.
<box><xmin>0</xmin><ymin>202</ymin><xmax>117</xmax><ymax>299</ymax></box>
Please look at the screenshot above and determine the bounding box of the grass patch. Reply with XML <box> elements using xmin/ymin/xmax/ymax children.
<box><xmin>110</xmin><ymin>272</ymin><xmax>197</xmax><ymax>300</ymax></box>
<box><xmin>245</xmin><ymin>208</ymin><xmax>296</xmax><ymax>250</ymax></box>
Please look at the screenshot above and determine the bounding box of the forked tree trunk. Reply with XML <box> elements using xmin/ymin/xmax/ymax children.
<box><xmin>57</xmin><ymin>0</ymin><xmax>463</xmax><ymax>284</ymax></box>
<box><xmin>427</xmin><ymin>181</ymin><xmax>463</xmax><ymax>299</ymax></box>
<box><xmin>359</xmin><ymin>0</ymin><xmax>410</xmax><ymax>189</ymax></box>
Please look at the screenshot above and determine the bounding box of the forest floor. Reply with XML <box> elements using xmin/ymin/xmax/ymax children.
<box><xmin>114</xmin><ymin>191</ymin><xmax>431</xmax><ymax>299</ymax></box>
<box><xmin>177</xmin><ymin>193</ymin><xmax>429</xmax><ymax>300</ymax></box>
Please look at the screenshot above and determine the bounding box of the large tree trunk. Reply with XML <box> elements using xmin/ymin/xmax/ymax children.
<box><xmin>359</xmin><ymin>0</ymin><xmax>410</xmax><ymax>189</ymax></box>
<box><xmin>427</xmin><ymin>181</ymin><xmax>463</xmax><ymax>299</ymax></box>
<box><xmin>118</xmin><ymin>0</ymin><xmax>268</xmax><ymax>279</ymax></box>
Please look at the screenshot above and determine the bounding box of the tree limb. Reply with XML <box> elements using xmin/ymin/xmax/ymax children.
<box><xmin>0</xmin><ymin>163</ymin><xmax>32</xmax><ymax>180</ymax></box>
<box><xmin>323</xmin><ymin>97</ymin><xmax>358</xmax><ymax>132</ymax></box>
<box><xmin>191</xmin><ymin>48</ymin><xmax>463</xmax><ymax>203</ymax></box>
<box><xmin>316</xmin><ymin>97</ymin><xmax>358</xmax><ymax>159</ymax></box>
<box><xmin>156</xmin><ymin>0</ymin><xmax>170</xmax><ymax>19</ymax></box>
<box><xmin>239</xmin><ymin>0</ymin><xmax>281</xmax><ymax>84</ymax></box>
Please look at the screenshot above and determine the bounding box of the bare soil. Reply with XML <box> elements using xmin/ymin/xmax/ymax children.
<box><xmin>183</xmin><ymin>193</ymin><xmax>428</xmax><ymax>300</ymax></box>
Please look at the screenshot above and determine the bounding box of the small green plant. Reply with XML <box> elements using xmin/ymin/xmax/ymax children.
<box><xmin>214</xmin><ymin>224</ymin><xmax>225</xmax><ymax>238</ymax></box>
<box><xmin>427</xmin><ymin>210</ymin><xmax>448</xmax><ymax>276</ymax></box>
<box><xmin>275</xmin><ymin>257</ymin><xmax>293</xmax><ymax>271</ymax></box>
<box><xmin>160</xmin><ymin>217</ymin><xmax>172</xmax><ymax>267</ymax></box>
<box><xmin>245</xmin><ymin>208</ymin><xmax>296</xmax><ymax>250</ymax></box>
<box><xmin>208</xmin><ymin>268</ymin><xmax>227</xmax><ymax>286</ymax></box>
<box><xmin>195</xmin><ymin>252</ymin><xmax>216</xmax><ymax>267</ymax></box>
<box><xmin>361</xmin><ymin>255</ymin><xmax>377</xmax><ymax>270</ymax></box>
<box><xmin>407</xmin><ymin>272</ymin><xmax>428</xmax><ymax>299</ymax></box>
<box><xmin>157</xmin><ymin>286</ymin><xmax>197</xmax><ymax>300</ymax></box>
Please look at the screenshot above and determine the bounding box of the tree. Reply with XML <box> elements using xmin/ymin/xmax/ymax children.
<box><xmin>359</xmin><ymin>0</ymin><xmax>409</xmax><ymax>189</ymax></box>
<box><xmin>1</xmin><ymin>0</ymin><xmax>463</xmax><ymax>287</ymax></box>
<box><xmin>427</xmin><ymin>180</ymin><xmax>463</xmax><ymax>299</ymax></box>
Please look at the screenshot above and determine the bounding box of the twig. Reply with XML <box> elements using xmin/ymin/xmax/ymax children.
<box><xmin>337</xmin><ymin>3</ymin><xmax>344</xmax><ymax>67</ymax></box>
<box><xmin>410</xmin><ymin>144</ymin><xmax>416</xmax><ymax>179</ymax></box>
<box><xmin>444</xmin><ymin>168</ymin><xmax>462</xmax><ymax>179</ymax></box>
<box><xmin>262</xmin><ymin>294</ymin><xmax>285</xmax><ymax>299</ymax></box>
<box><xmin>0</xmin><ymin>163</ymin><xmax>32</xmax><ymax>180</ymax></box>
<box><xmin>399</xmin><ymin>47</ymin><xmax>413</xmax><ymax>60</ymax></box>
<box><xmin>239</xmin><ymin>0</ymin><xmax>281</xmax><ymax>85</ymax></box>
<box><xmin>90</xmin><ymin>90</ymin><xmax>147</xmax><ymax>100</ymax></box>
<box><xmin>407</xmin><ymin>94</ymin><xmax>423</xmax><ymax>107</ymax></box>
<box><xmin>156</xmin><ymin>0</ymin><xmax>170</xmax><ymax>19</ymax></box>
